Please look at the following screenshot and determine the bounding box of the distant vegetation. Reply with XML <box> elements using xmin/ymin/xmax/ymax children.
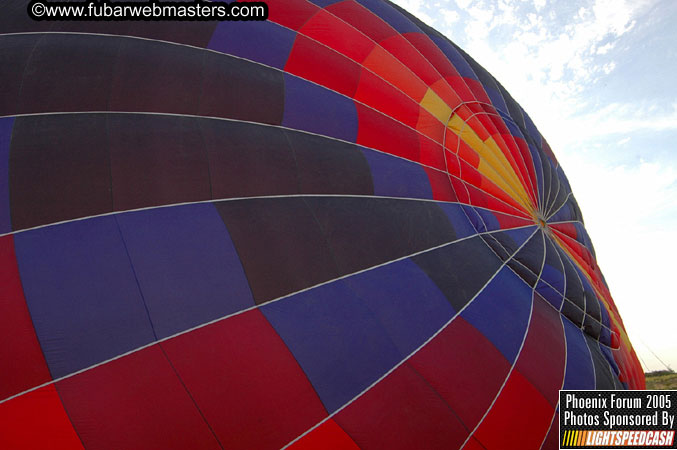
<box><xmin>645</xmin><ymin>370</ymin><xmax>677</xmax><ymax>390</ymax></box>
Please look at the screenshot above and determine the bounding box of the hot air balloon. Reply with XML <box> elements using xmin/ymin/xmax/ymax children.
<box><xmin>0</xmin><ymin>0</ymin><xmax>644</xmax><ymax>449</ymax></box>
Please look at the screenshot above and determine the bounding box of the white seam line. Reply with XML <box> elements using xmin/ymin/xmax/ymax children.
<box><xmin>0</xmin><ymin>108</ymin><xmax>532</xmax><ymax>217</ymax></box>
<box><xmin>280</xmin><ymin>226</ymin><xmax>539</xmax><ymax>449</ymax></box>
<box><xmin>459</xmin><ymin>228</ymin><xmax>547</xmax><ymax>448</ymax></box>
<box><xmin>0</xmin><ymin>224</ymin><xmax>535</xmax><ymax>406</ymax></box>
<box><xmin>538</xmin><ymin>312</ymin><xmax>569</xmax><ymax>450</ymax></box>
<box><xmin>0</xmin><ymin>192</ymin><xmax>531</xmax><ymax>239</ymax></box>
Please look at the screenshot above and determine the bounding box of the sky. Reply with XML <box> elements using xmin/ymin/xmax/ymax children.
<box><xmin>392</xmin><ymin>0</ymin><xmax>677</xmax><ymax>372</ymax></box>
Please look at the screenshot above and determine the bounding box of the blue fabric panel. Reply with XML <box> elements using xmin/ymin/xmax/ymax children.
<box><xmin>540</xmin><ymin>264</ymin><xmax>565</xmax><ymax>299</ymax></box>
<box><xmin>536</xmin><ymin>279</ymin><xmax>564</xmax><ymax>310</ymax></box>
<box><xmin>437</xmin><ymin>202</ymin><xmax>477</xmax><ymax>239</ymax></box>
<box><xmin>430</xmin><ymin>36</ymin><xmax>477</xmax><ymax>80</ymax></box>
<box><xmin>14</xmin><ymin>216</ymin><xmax>156</xmax><ymax>378</ymax></box>
<box><xmin>0</xmin><ymin>117</ymin><xmax>12</xmax><ymax>234</ymax></box>
<box><xmin>528</xmin><ymin>143</ymin><xmax>544</xmax><ymax>206</ymax></box>
<box><xmin>460</xmin><ymin>266</ymin><xmax>533</xmax><ymax>363</ymax></box>
<box><xmin>345</xmin><ymin>258</ymin><xmax>455</xmax><ymax>356</ymax></box>
<box><xmin>308</xmin><ymin>0</ymin><xmax>343</xmax><ymax>7</ymax></box>
<box><xmin>363</xmin><ymin>149</ymin><xmax>432</xmax><ymax>200</ymax></box>
<box><xmin>599</xmin><ymin>328</ymin><xmax>611</xmax><ymax>347</ymax></box>
<box><xmin>356</xmin><ymin>0</ymin><xmax>421</xmax><ymax>34</ymax></box>
<box><xmin>115</xmin><ymin>203</ymin><xmax>254</xmax><ymax>339</ymax></box>
<box><xmin>474</xmin><ymin>207</ymin><xmax>501</xmax><ymax>232</ymax></box>
<box><xmin>501</xmin><ymin>226</ymin><xmax>537</xmax><ymax>249</ymax></box>
<box><xmin>262</xmin><ymin>280</ymin><xmax>403</xmax><ymax>413</ymax></box>
<box><xmin>556</xmin><ymin>166</ymin><xmax>572</xmax><ymax>193</ymax></box>
<box><xmin>485</xmin><ymin>86</ymin><xmax>509</xmax><ymax>115</ymax></box>
<box><xmin>461</xmin><ymin>205</ymin><xmax>487</xmax><ymax>233</ymax></box>
<box><xmin>600</xmin><ymin>343</ymin><xmax>620</xmax><ymax>376</ymax></box>
<box><xmin>282</xmin><ymin>74</ymin><xmax>358</xmax><ymax>143</ymax></box>
<box><xmin>522</xmin><ymin>108</ymin><xmax>542</xmax><ymax>149</ymax></box>
<box><xmin>208</xmin><ymin>21</ymin><xmax>295</xmax><ymax>70</ymax></box>
<box><xmin>562</xmin><ymin>318</ymin><xmax>596</xmax><ymax>390</ymax></box>
<box><xmin>500</xmin><ymin>111</ymin><xmax>526</xmax><ymax>141</ymax></box>
<box><xmin>549</xmin><ymin>202</ymin><xmax>572</xmax><ymax>223</ymax></box>
<box><xmin>599</xmin><ymin>301</ymin><xmax>611</xmax><ymax>329</ymax></box>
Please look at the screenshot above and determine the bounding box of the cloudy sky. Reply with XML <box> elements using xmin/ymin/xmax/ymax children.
<box><xmin>392</xmin><ymin>0</ymin><xmax>677</xmax><ymax>372</ymax></box>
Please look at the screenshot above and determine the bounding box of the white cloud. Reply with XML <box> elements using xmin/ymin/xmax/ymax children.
<box><xmin>560</xmin><ymin>156</ymin><xmax>677</xmax><ymax>371</ymax></box>
<box><xmin>390</xmin><ymin>0</ymin><xmax>676</xmax><ymax>372</ymax></box>
<box><xmin>442</xmin><ymin>9</ymin><xmax>460</xmax><ymax>25</ymax></box>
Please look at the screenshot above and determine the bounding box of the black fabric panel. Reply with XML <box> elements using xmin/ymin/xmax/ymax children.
<box><xmin>558</xmin><ymin>249</ymin><xmax>585</xmax><ymax>311</ymax></box>
<box><xmin>109</xmin><ymin>38</ymin><xmax>204</xmax><ymax>114</ymax></box>
<box><xmin>0</xmin><ymin>0</ymin><xmax>217</xmax><ymax>47</ymax></box>
<box><xmin>482</xmin><ymin>233</ymin><xmax>511</xmax><ymax>261</ymax></box>
<box><xmin>285</xmin><ymin>130</ymin><xmax>374</xmax><ymax>195</ymax></box>
<box><xmin>412</xmin><ymin>236</ymin><xmax>502</xmax><ymax>312</ymax></box>
<box><xmin>304</xmin><ymin>197</ymin><xmax>456</xmax><ymax>275</ymax></box>
<box><xmin>488</xmin><ymin>229</ymin><xmax>522</xmax><ymax>257</ymax></box>
<box><xmin>108</xmin><ymin>114</ymin><xmax>211</xmax><ymax>211</ymax></box>
<box><xmin>513</xmin><ymin>229</ymin><xmax>544</xmax><ymax>275</ymax></box>
<box><xmin>587</xmin><ymin>337</ymin><xmax>618</xmax><ymax>389</ymax></box>
<box><xmin>0</xmin><ymin>35</ymin><xmax>39</xmax><ymax>116</ymax></box>
<box><xmin>544</xmin><ymin>162</ymin><xmax>561</xmax><ymax>216</ymax></box>
<box><xmin>215</xmin><ymin>198</ymin><xmax>340</xmax><ymax>304</ymax></box>
<box><xmin>202</xmin><ymin>120</ymin><xmax>298</xmax><ymax>199</ymax></box>
<box><xmin>540</xmin><ymin>153</ymin><xmax>553</xmax><ymax>212</ymax></box>
<box><xmin>495</xmin><ymin>82</ymin><xmax>527</xmax><ymax>132</ymax></box>
<box><xmin>198</xmin><ymin>49</ymin><xmax>284</xmax><ymax>124</ymax></box>
<box><xmin>508</xmin><ymin>260</ymin><xmax>539</xmax><ymax>288</ymax></box>
<box><xmin>1</xmin><ymin>34</ymin><xmax>285</xmax><ymax>124</ymax></box>
<box><xmin>8</xmin><ymin>34</ymin><xmax>119</xmax><ymax>115</ymax></box>
<box><xmin>561</xmin><ymin>299</ymin><xmax>585</xmax><ymax>328</ymax></box>
<box><xmin>583</xmin><ymin>314</ymin><xmax>602</xmax><ymax>340</ymax></box>
<box><xmin>585</xmin><ymin>290</ymin><xmax>602</xmax><ymax>322</ymax></box>
<box><xmin>543</xmin><ymin>233</ymin><xmax>564</xmax><ymax>277</ymax></box>
<box><xmin>9</xmin><ymin>114</ymin><xmax>112</xmax><ymax>230</ymax></box>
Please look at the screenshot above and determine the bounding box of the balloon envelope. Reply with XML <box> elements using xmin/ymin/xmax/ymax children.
<box><xmin>0</xmin><ymin>1</ymin><xmax>643</xmax><ymax>449</ymax></box>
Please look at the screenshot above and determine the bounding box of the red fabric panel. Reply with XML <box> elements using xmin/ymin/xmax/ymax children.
<box><xmin>266</xmin><ymin>0</ymin><xmax>319</xmax><ymax>30</ymax></box>
<box><xmin>493</xmin><ymin>211</ymin><xmax>535</xmax><ymax>229</ymax></box>
<box><xmin>288</xmin><ymin>419</ymin><xmax>360</xmax><ymax>450</ymax></box>
<box><xmin>299</xmin><ymin>10</ymin><xmax>376</xmax><ymax>63</ymax></box>
<box><xmin>56</xmin><ymin>345</ymin><xmax>220</xmax><ymax>450</ymax></box>
<box><xmin>416</xmin><ymin>107</ymin><xmax>446</xmax><ymax>144</ymax></box>
<box><xmin>335</xmin><ymin>363</ymin><xmax>468</xmax><ymax>449</ymax></box>
<box><xmin>550</xmin><ymin>222</ymin><xmax>578</xmax><ymax>240</ymax></box>
<box><xmin>428</xmin><ymin>77</ymin><xmax>463</xmax><ymax>111</ymax></box>
<box><xmin>285</xmin><ymin>35</ymin><xmax>362</xmax><ymax>98</ymax></box>
<box><xmin>542</xmin><ymin>413</ymin><xmax>560</xmax><ymax>450</ymax></box>
<box><xmin>356</xmin><ymin>104</ymin><xmax>420</xmax><ymax>162</ymax></box>
<box><xmin>515</xmin><ymin>294</ymin><xmax>566</xmax><ymax>406</ymax></box>
<box><xmin>424</xmin><ymin>169</ymin><xmax>457</xmax><ymax>202</ymax></box>
<box><xmin>474</xmin><ymin>370</ymin><xmax>554</xmax><ymax>450</ymax></box>
<box><xmin>418</xmin><ymin>132</ymin><xmax>446</xmax><ymax>171</ymax></box>
<box><xmin>326</xmin><ymin>0</ymin><xmax>397</xmax><ymax>43</ymax></box>
<box><xmin>161</xmin><ymin>309</ymin><xmax>327</xmax><ymax>450</ymax></box>
<box><xmin>463</xmin><ymin>77</ymin><xmax>492</xmax><ymax>104</ymax></box>
<box><xmin>451</xmin><ymin>177</ymin><xmax>470</xmax><ymax>203</ymax></box>
<box><xmin>462</xmin><ymin>437</ymin><xmax>487</xmax><ymax>450</ymax></box>
<box><xmin>0</xmin><ymin>384</ymin><xmax>84</xmax><ymax>450</ymax></box>
<box><xmin>0</xmin><ymin>235</ymin><xmax>51</xmax><ymax>400</ymax></box>
<box><xmin>403</xmin><ymin>32</ymin><xmax>461</xmax><ymax>80</ymax></box>
<box><xmin>409</xmin><ymin>317</ymin><xmax>511</xmax><ymax>430</ymax></box>
<box><xmin>354</xmin><ymin>68</ymin><xmax>420</xmax><ymax>129</ymax></box>
<box><xmin>361</xmin><ymin>45</ymin><xmax>428</xmax><ymax>102</ymax></box>
<box><xmin>379</xmin><ymin>34</ymin><xmax>441</xmax><ymax>86</ymax></box>
<box><xmin>444</xmin><ymin>75</ymin><xmax>477</xmax><ymax>104</ymax></box>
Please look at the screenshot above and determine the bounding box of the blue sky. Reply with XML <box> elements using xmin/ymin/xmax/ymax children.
<box><xmin>392</xmin><ymin>0</ymin><xmax>677</xmax><ymax>372</ymax></box>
